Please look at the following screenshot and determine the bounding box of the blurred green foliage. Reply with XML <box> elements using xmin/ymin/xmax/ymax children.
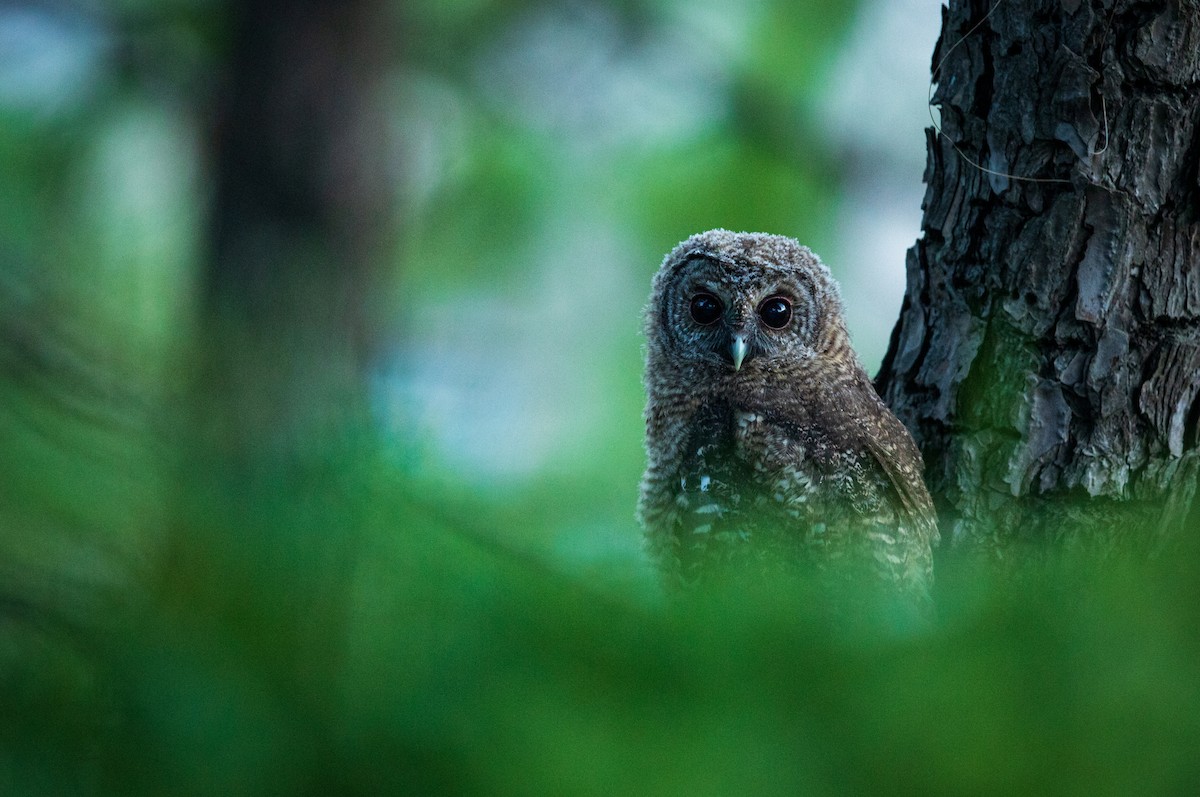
<box><xmin>2</xmin><ymin>0</ymin><xmax>1200</xmax><ymax>795</ymax></box>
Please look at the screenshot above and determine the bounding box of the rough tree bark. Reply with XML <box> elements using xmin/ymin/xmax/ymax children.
<box><xmin>876</xmin><ymin>0</ymin><xmax>1200</xmax><ymax>556</ymax></box>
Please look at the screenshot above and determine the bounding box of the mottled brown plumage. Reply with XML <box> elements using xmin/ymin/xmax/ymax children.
<box><xmin>639</xmin><ymin>230</ymin><xmax>938</xmax><ymax>603</ymax></box>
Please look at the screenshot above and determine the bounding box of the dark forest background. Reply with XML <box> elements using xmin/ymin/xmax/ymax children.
<box><xmin>3</xmin><ymin>0</ymin><xmax>1200</xmax><ymax>794</ymax></box>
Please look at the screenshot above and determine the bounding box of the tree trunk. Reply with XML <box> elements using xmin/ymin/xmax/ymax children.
<box><xmin>204</xmin><ymin>0</ymin><xmax>394</xmax><ymax>450</ymax></box>
<box><xmin>876</xmin><ymin>0</ymin><xmax>1200</xmax><ymax>556</ymax></box>
<box><xmin>165</xmin><ymin>0</ymin><xmax>395</xmax><ymax>694</ymax></box>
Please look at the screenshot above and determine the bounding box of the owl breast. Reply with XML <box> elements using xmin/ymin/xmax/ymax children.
<box><xmin>655</xmin><ymin>396</ymin><xmax>895</xmax><ymax>583</ymax></box>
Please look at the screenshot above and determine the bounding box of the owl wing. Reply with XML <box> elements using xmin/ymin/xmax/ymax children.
<box><xmin>857</xmin><ymin>397</ymin><xmax>939</xmax><ymax>541</ymax></box>
<box><xmin>749</xmin><ymin>376</ymin><xmax>938</xmax><ymax>543</ymax></box>
<box><xmin>740</xmin><ymin>380</ymin><xmax>937</xmax><ymax>603</ymax></box>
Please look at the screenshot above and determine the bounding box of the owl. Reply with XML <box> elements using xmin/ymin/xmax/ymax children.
<box><xmin>638</xmin><ymin>230</ymin><xmax>938</xmax><ymax>603</ymax></box>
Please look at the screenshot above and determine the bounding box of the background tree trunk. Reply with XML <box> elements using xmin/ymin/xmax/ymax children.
<box><xmin>876</xmin><ymin>0</ymin><xmax>1200</xmax><ymax>555</ymax></box>
<box><xmin>166</xmin><ymin>0</ymin><xmax>396</xmax><ymax>695</ymax></box>
<box><xmin>204</xmin><ymin>0</ymin><xmax>393</xmax><ymax>448</ymax></box>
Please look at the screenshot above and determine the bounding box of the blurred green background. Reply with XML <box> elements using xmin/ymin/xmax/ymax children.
<box><xmin>3</xmin><ymin>0</ymin><xmax>1200</xmax><ymax>794</ymax></box>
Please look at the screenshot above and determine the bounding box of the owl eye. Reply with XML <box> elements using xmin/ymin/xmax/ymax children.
<box><xmin>689</xmin><ymin>293</ymin><xmax>723</xmax><ymax>325</ymax></box>
<box><xmin>758</xmin><ymin>296</ymin><xmax>792</xmax><ymax>329</ymax></box>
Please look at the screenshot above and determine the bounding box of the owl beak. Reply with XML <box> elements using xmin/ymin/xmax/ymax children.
<box><xmin>731</xmin><ymin>334</ymin><xmax>749</xmax><ymax>371</ymax></box>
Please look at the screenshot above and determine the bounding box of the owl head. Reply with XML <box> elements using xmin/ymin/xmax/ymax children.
<box><xmin>646</xmin><ymin>229</ymin><xmax>855</xmax><ymax>380</ymax></box>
